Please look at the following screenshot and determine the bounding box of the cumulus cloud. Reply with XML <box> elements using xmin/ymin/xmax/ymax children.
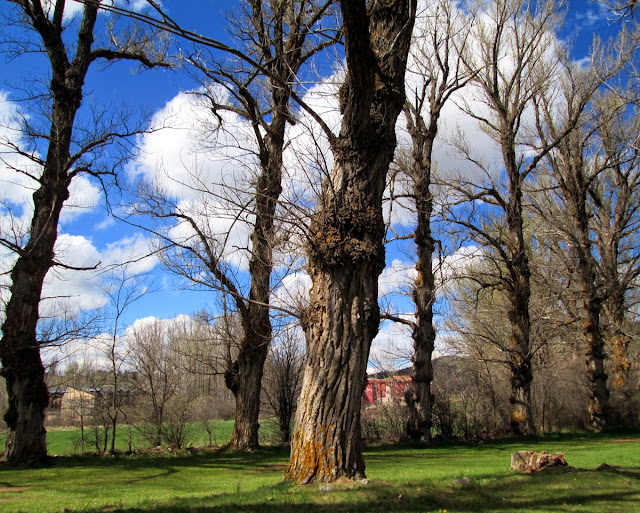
<box><xmin>0</xmin><ymin>93</ymin><xmax>134</xmax><ymax>321</ymax></box>
<box><xmin>101</xmin><ymin>232</ymin><xmax>158</xmax><ymax>276</ymax></box>
<box><xmin>0</xmin><ymin>92</ymin><xmax>103</xmax><ymax>231</ymax></box>
<box><xmin>379</xmin><ymin>258</ymin><xmax>417</xmax><ymax>297</ymax></box>
<box><xmin>370</xmin><ymin>319</ymin><xmax>414</xmax><ymax>372</ymax></box>
<box><xmin>42</xmin><ymin>0</ymin><xmax>84</xmax><ymax>19</ymax></box>
<box><xmin>130</xmin><ymin>89</ymin><xmax>258</xmax><ymax>271</ymax></box>
<box><xmin>41</xmin><ymin>0</ymin><xmax>159</xmax><ymax>21</ymax></box>
<box><xmin>60</xmin><ymin>174</ymin><xmax>102</xmax><ymax>223</ymax></box>
<box><xmin>39</xmin><ymin>235</ymin><xmax>105</xmax><ymax>317</ymax></box>
<box><xmin>36</xmin><ymin>232</ymin><xmax>159</xmax><ymax>318</ymax></box>
<box><xmin>271</xmin><ymin>270</ymin><xmax>312</xmax><ymax>314</ymax></box>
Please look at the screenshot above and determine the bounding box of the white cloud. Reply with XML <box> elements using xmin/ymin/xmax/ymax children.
<box><xmin>95</xmin><ymin>216</ymin><xmax>116</xmax><ymax>231</ymax></box>
<box><xmin>271</xmin><ymin>270</ymin><xmax>312</xmax><ymax>313</ymax></box>
<box><xmin>281</xmin><ymin>72</ymin><xmax>342</xmax><ymax>215</ymax></box>
<box><xmin>130</xmin><ymin>89</ymin><xmax>258</xmax><ymax>271</ymax></box>
<box><xmin>40</xmin><ymin>234</ymin><xmax>106</xmax><ymax>317</ymax></box>
<box><xmin>379</xmin><ymin>258</ymin><xmax>417</xmax><ymax>297</ymax></box>
<box><xmin>131</xmin><ymin>89</ymin><xmax>257</xmax><ymax>199</ymax></box>
<box><xmin>437</xmin><ymin>244</ymin><xmax>483</xmax><ymax>283</ymax></box>
<box><xmin>125</xmin><ymin>313</ymin><xmax>192</xmax><ymax>336</ymax></box>
<box><xmin>370</xmin><ymin>319</ymin><xmax>414</xmax><ymax>372</ymax></box>
<box><xmin>45</xmin><ymin>311</ymin><xmax>192</xmax><ymax>371</ymax></box>
<box><xmin>60</xmin><ymin>174</ymin><xmax>102</xmax><ymax>223</ymax></box>
<box><xmin>41</xmin><ymin>0</ymin><xmax>159</xmax><ymax>21</ymax></box>
<box><xmin>25</xmin><ymin>231</ymin><xmax>159</xmax><ymax>319</ymax></box>
<box><xmin>101</xmin><ymin>232</ymin><xmax>157</xmax><ymax>275</ymax></box>
<box><xmin>1</xmin><ymin>92</ymin><xmax>102</xmax><ymax>236</ymax></box>
<box><xmin>42</xmin><ymin>0</ymin><xmax>84</xmax><ymax>20</ymax></box>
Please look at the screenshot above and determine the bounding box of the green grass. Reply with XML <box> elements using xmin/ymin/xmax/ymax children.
<box><xmin>7</xmin><ymin>419</ymin><xmax>281</xmax><ymax>456</ymax></box>
<box><xmin>0</xmin><ymin>431</ymin><xmax>639</xmax><ymax>513</ymax></box>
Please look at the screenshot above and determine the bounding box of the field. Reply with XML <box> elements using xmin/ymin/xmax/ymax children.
<box><xmin>0</xmin><ymin>420</ymin><xmax>281</xmax><ymax>456</ymax></box>
<box><xmin>0</xmin><ymin>430</ymin><xmax>639</xmax><ymax>513</ymax></box>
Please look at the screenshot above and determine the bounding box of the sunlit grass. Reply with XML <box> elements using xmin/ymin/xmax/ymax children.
<box><xmin>0</xmin><ymin>431</ymin><xmax>638</xmax><ymax>513</ymax></box>
<box><xmin>0</xmin><ymin>418</ymin><xmax>283</xmax><ymax>456</ymax></box>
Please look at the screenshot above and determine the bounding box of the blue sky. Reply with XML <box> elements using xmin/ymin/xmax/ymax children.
<box><xmin>0</xmin><ymin>0</ymin><xmax>624</xmax><ymax>367</ymax></box>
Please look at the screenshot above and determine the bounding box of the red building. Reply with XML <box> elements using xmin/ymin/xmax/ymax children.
<box><xmin>363</xmin><ymin>371</ymin><xmax>412</xmax><ymax>405</ymax></box>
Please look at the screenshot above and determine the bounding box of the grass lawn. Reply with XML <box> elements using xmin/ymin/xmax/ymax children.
<box><xmin>1</xmin><ymin>419</ymin><xmax>282</xmax><ymax>456</ymax></box>
<box><xmin>0</xmin><ymin>431</ymin><xmax>638</xmax><ymax>513</ymax></box>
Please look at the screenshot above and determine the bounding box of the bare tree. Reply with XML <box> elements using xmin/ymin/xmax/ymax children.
<box><xmin>383</xmin><ymin>0</ymin><xmax>474</xmax><ymax>443</ymax></box>
<box><xmin>285</xmin><ymin>0</ymin><xmax>416</xmax><ymax>483</ymax></box>
<box><xmin>446</xmin><ymin>0</ymin><xmax>566</xmax><ymax>435</ymax></box>
<box><xmin>591</xmin><ymin>96</ymin><xmax>640</xmax><ymax>392</ymax></box>
<box><xmin>128</xmin><ymin>318</ymin><xmax>181</xmax><ymax>447</ymax></box>
<box><xmin>130</xmin><ymin>0</ymin><xmax>338</xmax><ymax>451</ymax></box>
<box><xmin>97</xmin><ymin>267</ymin><xmax>150</xmax><ymax>453</ymax></box>
<box><xmin>533</xmin><ymin>51</ymin><xmax>639</xmax><ymax>429</ymax></box>
<box><xmin>0</xmin><ymin>0</ymin><xmax>167</xmax><ymax>464</ymax></box>
<box><xmin>262</xmin><ymin>326</ymin><xmax>305</xmax><ymax>444</ymax></box>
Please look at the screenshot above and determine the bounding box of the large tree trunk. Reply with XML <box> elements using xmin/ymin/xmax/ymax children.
<box><xmin>287</xmin><ymin>255</ymin><xmax>382</xmax><ymax>483</ymax></box>
<box><xmin>581</xmin><ymin>283</ymin><xmax>609</xmax><ymax>430</ymax></box>
<box><xmin>608</xmin><ymin>290</ymin><xmax>631</xmax><ymax>388</ymax></box>
<box><xmin>278</xmin><ymin>399</ymin><xmax>293</xmax><ymax>444</ymax></box>
<box><xmin>226</xmin><ymin>331</ymin><xmax>270</xmax><ymax>450</ymax></box>
<box><xmin>0</xmin><ymin>346</ymin><xmax>49</xmax><ymax>463</ymax></box>
<box><xmin>1</xmin><ymin>113</ymin><xmax>74</xmax><ymax>465</ymax></box>
<box><xmin>405</xmin><ymin>314</ymin><xmax>435</xmax><ymax>442</ymax></box>
<box><xmin>226</xmin><ymin>109</ymin><xmax>284</xmax><ymax>450</ymax></box>
<box><xmin>573</xmin><ymin>185</ymin><xmax>610</xmax><ymax>430</ymax></box>
<box><xmin>507</xmin><ymin>290</ymin><xmax>534</xmax><ymax>436</ymax></box>
<box><xmin>501</xmin><ymin>135</ymin><xmax>535</xmax><ymax>436</ymax></box>
<box><xmin>286</xmin><ymin>0</ymin><xmax>415</xmax><ymax>483</ymax></box>
<box><xmin>406</xmin><ymin>242</ymin><xmax>436</xmax><ymax>442</ymax></box>
<box><xmin>1</xmin><ymin>176</ymin><xmax>71</xmax><ymax>463</ymax></box>
<box><xmin>0</xmin><ymin>3</ymin><xmax>100</xmax><ymax>464</ymax></box>
<box><xmin>505</xmin><ymin>262</ymin><xmax>534</xmax><ymax>435</ymax></box>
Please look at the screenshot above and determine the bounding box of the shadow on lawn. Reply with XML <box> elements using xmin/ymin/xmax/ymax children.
<box><xmin>77</xmin><ymin>466</ymin><xmax>640</xmax><ymax>513</ymax></box>
<box><xmin>0</xmin><ymin>446</ymin><xmax>290</xmax><ymax>474</ymax></box>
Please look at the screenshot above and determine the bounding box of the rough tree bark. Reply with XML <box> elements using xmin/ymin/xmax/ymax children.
<box><xmin>220</xmin><ymin>0</ymin><xmax>334</xmax><ymax>449</ymax></box>
<box><xmin>141</xmin><ymin>0</ymin><xmax>336</xmax><ymax>451</ymax></box>
<box><xmin>0</xmin><ymin>0</ymin><xmax>165</xmax><ymax>464</ymax></box>
<box><xmin>285</xmin><ymin>0</ymin><xmax>416</xmax><ymax>483</ymax></box>
<box><xmin>0</xmin><ymin>3</ymin><xmax>97</xmax><ymax>463</ymax></box>
<box><xmin>400</xmin><ymin>1</ymin><xmax>472</xmax><ymax>441</ymax></box>
<box><xmin>608</xmin><ymin>289</ymin><xmax>631</xmax><ymax>387</ymax></box>
<box><xmin>403</xmin><ymin>107</ymin><xmax>437</xmax><ymax>442</ymax></box>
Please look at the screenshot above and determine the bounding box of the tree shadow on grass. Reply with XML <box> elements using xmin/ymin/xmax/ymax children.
<box><xmin>0</xmin><ymin>445</ymin><xmax>290</xmax><ymax>474</ymax></box>
<box><xmin>76</xmin><ymin>466</ymin><xmax>640</xmax><ymax>513</ymax></box>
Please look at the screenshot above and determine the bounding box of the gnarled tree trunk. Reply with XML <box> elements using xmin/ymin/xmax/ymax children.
<box><xmin>1</xmin><ymin>1</ymin><xmax>165</xmax><ymax>463</ymax></box>
<box><xmin>580</xmin><ymin>275</ymin><xmax>609</xmax><ymax>430</ymax></box>
<box><xmin>404</xmin><ymin>112</ymin><xmax>437</xmax><ymax>443</ymax></box>
<box><xmin>507</xmin><ymin>273</ymin><xmax>534</xmax><ymax>436</ymax></box>
<box><xmin>573</xmin><ymin>179</ymin><xmax>610</xmax><ymax>431</ymax></box>
<box><xmin>0</xmin><ymin>0</ymin><xmax>90</xmax><ymax>460</ymax></box>
<box><xmin>286</xmin><ymin>0</ymin><xmax>416</xmax><ymax>483</ymax></box>
<box><xmin>504</xmin><ymin>142</ymin><xmax>534</xmax><ymax>436</ymax></box>
<box><xmin>225</xmin><ymin>102</ymin><xmax>285</xmax><ymax>450</ymax></box>
<box><xmin>226</xmin><ymin>329</ymin><xmax>271</xmax><ymax>449</ymax></box>
<box><xmin>608</xmin><ymin>289</ymin><xmax>631</xmax><ymax>388</ymax></box>
<box><xmin>1</xmin><ymin>147</ymin><xmax>72</xmax><ymax>464</ymax></box>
